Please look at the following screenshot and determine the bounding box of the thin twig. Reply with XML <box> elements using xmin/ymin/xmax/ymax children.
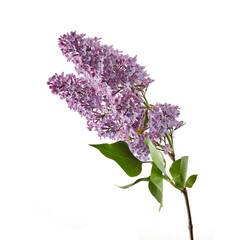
<box><xmin>182</xmin><ymin>188</ymin><xmax>194</xmax><ymax>240</ymax></box>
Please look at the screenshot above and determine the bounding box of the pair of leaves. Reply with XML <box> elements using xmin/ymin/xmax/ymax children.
<box><xmin>90</xmin><ymin>140</ymin><xmax>151</xmax><ymax>194</ymax></box>
<box><xmin>90</xmin><ymin>139</ymin><xmax>163</xmax><ymax>208</ymax></box>
<box><xmin>144</xmin><ymin>138</ymin><xmax>197</xmax><ymax>207</ymax></box>
<box><xmin>93</xmin><ymin>138</ymin><xmax>165</xmax><ymax>209</ymax></box>
<box><xmin>169</xmin><ymin>157</ymin><xmax>197</xmax><ymax>189</ymax></box>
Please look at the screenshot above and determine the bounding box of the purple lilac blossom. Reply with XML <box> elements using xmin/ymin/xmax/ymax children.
<box><xmin>148</xmin><ymin>103</ymin><xmax>184</xmax><ymax>139</ymax></box>
<box><xmin>58</xmin><ymin>32</ymin><xmax>154</xmax><ymax>89</ymax></box>
<box><xmin>48</xmin><ymin>32</ymin><xmax>154</xmax><ymax>161</ymax></box>
<box><xmin>162</xmin><ymin>144</ymin><xmax>173</xmax><ymax>154</ymax></box>
<box><xmin>129</xmin><ymin>103</ymin><xmax>184</xmax><ymax>159</ymax></box>
<box><xmin>47</xmin><ymin>32</ymin><xmax>184</xmax><ymax>161</ymax></box>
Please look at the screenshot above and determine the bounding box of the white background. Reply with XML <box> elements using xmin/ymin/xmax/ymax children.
<box><xmin>0</xmin><ymin>0</ymin><xmax>240</xmax><ymax>239</ymax></box>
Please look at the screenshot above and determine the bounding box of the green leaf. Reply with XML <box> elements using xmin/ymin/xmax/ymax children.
<box><xmin>143</xmin><ymin>110</ymin><xmax>148</xmax><ymax>128</ymax></box>
<box><xmin>144</xmin><ymin>138</ymin><xmax>167</xmax><ymax>175</ymax></box>
<box><xmin>169</xmin><ymin>159</ymin><xmax>185</xmax><ymax>189</ymax></box>
<box><xmin>149</xmin><ymin>163</ymin><xmax>163</xmax><ymax>210</ymax></box>
<box><xmin>169</xmin><ymin>156</ymin><xmax>189</xmax><ymax>189</ymax></box>
<box><xmin>150</xmin><ymin>164</ymin><xmax>163</xmax><ymax>189</ymax></box>
<box><xmin>180</xmin><ymin>156</ymin><xmax>188</xmax><ymax>184</ymax></box>
<box><xmin>185</xmin><ymin>174</ymin><xmax>198</xmax><ymax>188</ymax></box>
<box><xmin>116</xmin><ymin>177</ymin><xmax>150</xmax><ymax>189</ymax></box>
<box><xmin>148</xmin><ymin>181</ymin><xmax>163</xmax><ymax>211</ymax></box>
<box><xmin>89</xmin><ymin>141</ymin><xmax>142</xmax><ymax>177</ymax></box>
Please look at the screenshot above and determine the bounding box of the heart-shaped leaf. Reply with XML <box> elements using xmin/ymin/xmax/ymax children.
<box><xmin>90</xmin><ymin>141</ymin><xmax>142</xmax><ymax>177</ymax></box>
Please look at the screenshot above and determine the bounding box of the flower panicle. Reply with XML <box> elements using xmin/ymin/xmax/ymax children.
<box><xmin>47</xmin><ymin>32</ymin><xmax>184</xmax><ymax>161</ymax></box>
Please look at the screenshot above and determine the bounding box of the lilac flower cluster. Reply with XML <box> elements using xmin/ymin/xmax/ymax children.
<box><xmin>47</xmin><ymin>32</ymin><xmax>184</xmax><ymax>161</ymax></box>
<box><xmin>148</xmin><ymin>103</ymin><xmax>184</xmax><ymax>138</ymax></box>
<box><xmin>128</xmin><ymin>103</ymin><xmax>184</xmax><ymax>160</ymax></box>
<box><xmin>58</xmin><ymin>32</ymin><xmax>153</xmax><ymax>89</ymax></box>
<box><xmin>149</xmin><ymin>103</ymin><xmax>184</xmax><ymax>147</ymax></box>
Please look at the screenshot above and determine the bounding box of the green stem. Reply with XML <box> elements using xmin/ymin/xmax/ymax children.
<box><xmin>165</xmin><ymin>133</ymin><xmax>174</xmax><ymax>151</ymax></box>
<box><xmin>165</xmin><ymin>133</ymin><xmax>175</xmax><ymax>161</ymax></box>
<box><xmin>141</xmin><ymin>92</ymin><xmax>149</xmax><ymax>109</ymax></box>
<box><xmin>162</xmin><ymin>175</ymin><xmax>179</xmax><ymax>190</ymax></box>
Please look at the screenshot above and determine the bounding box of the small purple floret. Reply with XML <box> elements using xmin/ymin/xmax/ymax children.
<box><xmin>162</xmin><ymin>144</ymin><xmax>173</xmax><ymax>154</ymax></box>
